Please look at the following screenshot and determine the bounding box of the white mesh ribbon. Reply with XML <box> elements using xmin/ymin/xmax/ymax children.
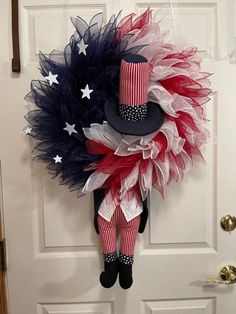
<box><xmin>82</xmin><ymin>121</ymin><xmax>192</xmax><ymax>206</ymax></box>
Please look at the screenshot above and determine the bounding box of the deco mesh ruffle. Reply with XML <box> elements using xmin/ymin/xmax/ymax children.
<box><xmin>25</xmin><ymin>12</ymin><xmax>145</xmax><ymax>193</ymax></box>
<box><xmin>25</xmin><ymin>9</ymin><xmax>212</xmax><ymax>206</ymax></box>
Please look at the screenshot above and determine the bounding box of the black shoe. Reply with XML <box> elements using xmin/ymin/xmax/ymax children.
<box><xmin>119</xmin><ymin>262</ymin><xmax>133</xmax><ymax>289</ymax></box>
<box><xmin>100</xmin><ymin>259</ymin><xmax>119</xmax><ymax>288</ymax></box>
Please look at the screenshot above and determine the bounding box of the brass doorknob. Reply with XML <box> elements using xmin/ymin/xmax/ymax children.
<box><xmin>221</xmin><ymin>215</ymin><xmax>236</xmax><ymax>231</ymax></box>
<box><xmin>205</xmin><ymin>265</ymin><xmax>236</xmax><ymax>284</ymax></box>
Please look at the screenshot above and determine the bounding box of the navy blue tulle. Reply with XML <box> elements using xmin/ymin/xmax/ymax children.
<box><xmin>25</xmin><ymin>12</ymin><xmax>143</xmax><ymax>194</ymax></box>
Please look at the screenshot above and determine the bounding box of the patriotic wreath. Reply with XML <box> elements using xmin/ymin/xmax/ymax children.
<box><xmin>25</xmin><ymin>9</ymin><xmax>212</xmax><ymax>206</ymax></box>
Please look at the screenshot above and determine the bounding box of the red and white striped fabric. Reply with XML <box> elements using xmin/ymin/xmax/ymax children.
<box><xmin>98</xmin><ymin>205</ymin><xmax>140</xmax><ymax>255</ymax></box>
<box><xmin>119</xmin><ymin>58</ymin><xmax>149</xmax><ymax>106</ymax></box>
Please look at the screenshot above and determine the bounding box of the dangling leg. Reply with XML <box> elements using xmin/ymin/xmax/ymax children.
<box><xmin>118</xmin><ymin>207</ymin><xmax>140</xmax><ymax>289</ymax></box>
<box><xmin>97</xmin><ymin>211</ymin><xmax>119</xmax><ymax>288</ymax></box>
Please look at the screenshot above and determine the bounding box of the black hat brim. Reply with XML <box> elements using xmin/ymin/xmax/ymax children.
<box><xmin>104</xmin><ymin>99</ymin><xmax>165</xmax><ymax>136</ymax></box>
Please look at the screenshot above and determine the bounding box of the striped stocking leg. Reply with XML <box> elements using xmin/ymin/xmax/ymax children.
<box><xmin>97</xmin><ymin>212</ymin><xmax>119</xmax><ymax>288</ymax></box>
<box><xmin>119</xmin><ymin>209</ymin><xmax>140</xmax><ymax>289</ymax></box>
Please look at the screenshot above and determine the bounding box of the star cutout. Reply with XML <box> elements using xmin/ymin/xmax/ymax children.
<box><xmin>24</xmin><ymin>127</ymin><xmax>32</xmax><ymax>135</ymax></box>
<box><xmin>63</xmin><ymin>122</ymin><xmax>78</xmax><ymax>136</ymax></box>
<box><xmin>53</xmin><ymin>155</ymin><xmax>62</xmax><ymax>163</ymax></box>
<box><xmin>77</xmin><ymin>39</ymin><xmax>88</xmax><ymax>55</ymax></box>
<box><xmin>45</xmin><ymin>71</ymin><xmax>59</xmax><ymax>86</ymax></box>
<box><xmin>81</xmin><ymin>84</ymin><xmax>93</xmax><ymax>99</ymax></box>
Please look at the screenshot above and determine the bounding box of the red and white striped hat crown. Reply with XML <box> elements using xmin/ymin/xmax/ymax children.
<box><xmin>119</xmin><ymin>56</ymin><xmax>149</xmax><ymax>106</ymax></box>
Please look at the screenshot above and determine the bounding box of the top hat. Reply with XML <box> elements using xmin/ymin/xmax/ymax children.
<box><xmin>104</xmin><ymin>54</ymin><xmax>165</xmax><ymax>136</ymax></box>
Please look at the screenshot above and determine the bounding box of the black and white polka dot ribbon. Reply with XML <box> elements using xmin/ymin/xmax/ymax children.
<box><xmin>119</xmin><ymin>103</ymin><xmax>147</xmax><ymax>122</ymax></box>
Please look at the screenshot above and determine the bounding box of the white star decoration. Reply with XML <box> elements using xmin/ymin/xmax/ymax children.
<box><xmin>45</xmin><ymin>71</ymin><xmax>59</xmax><ymax>86</ymax></box>
<box><xmin>63</xmin><ymin>122</ymin><xmax>78</xmax><ymax>136</ymax></box>
<box><xmin>81</xmin><ymin>84</ymin><xmax>93</xmax><ymax>99</ymax></box>
<box><xmin>53</xmin><ymin>155</ymin><xmax>62</xmax><ymax>163</ymax></box>
<box><xmin>77</xmin><ymin>39</ymin><xmax>88</xmax><ymax>55</ymax></box>
<box><xmin>24</xmin><ymin>127</ymin><xmax>32</xmax><ymax>135</ymax></box>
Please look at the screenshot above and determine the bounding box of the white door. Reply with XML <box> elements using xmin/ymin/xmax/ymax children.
<box><xmin>1</xmin><ymin>0</ymin><xmax>236</xmax><ymax>313</ymax></box>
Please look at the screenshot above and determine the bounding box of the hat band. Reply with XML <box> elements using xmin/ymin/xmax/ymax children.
<box><xmin>119</xmin><ymin>104</ymin><xmax>147</xmax><ymax>122</ymax></box>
